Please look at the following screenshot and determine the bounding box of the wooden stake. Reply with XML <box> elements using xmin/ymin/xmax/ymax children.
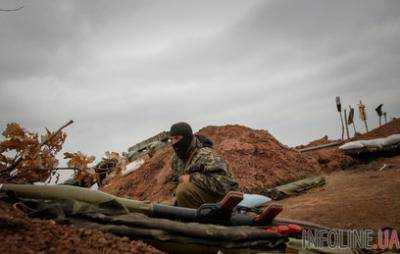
<box><xmin>344</xmin><ymin>109</ymin><xmax>350</xmax><ymax>139</ymax></box>
<box><xmin>348</xmin><ymin>105</ymin><xmax>357</xmax><ymax>136</ymax></box>
<box><xmin>352</xmin><ymin>122</ymin><xmax>357</xmax><ymax>136</ymax></box>
<box><xmin>338</xmin><ymin>112</ymin><xmax>345</xmax><ymax>140</ymax></box>
<box><xmin>358</xmin><ymin>100</ymin><xmax>368</xmax><ymax>133</ymax></box>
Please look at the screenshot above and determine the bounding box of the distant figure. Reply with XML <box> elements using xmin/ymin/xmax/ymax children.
<box><xmin>169</xmin><ymin>122</ymin><xmax>239</xmax><ymax>208</ymax></box>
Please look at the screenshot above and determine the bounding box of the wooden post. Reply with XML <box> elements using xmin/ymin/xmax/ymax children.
<box><xmin>375</xmin><ymin>104</ymin><xmax>383</xmax><ymax>127</ymax></box>
<box><xmin>358</xmin><ymin>100</ymin><xmax>368</xmax><ymax>133</ymax></box>
<box><xmin>348</xmin><ymin>105</ymin><xmax>357</xmax><ymax>136</ymax></box>
<box><xmin>336</xmin><ymin>97</ymin><xmax>345</xmax><ymax>140</ymax></box>
<box><xmin>344</xmin><ymin>109</ymin><xmax>350</xmax><ymax>139</ymax></box>
<box><xmin>339</xmin><ymin>112</ymin><xmax>345</xmax><ymax>140</ymax></box>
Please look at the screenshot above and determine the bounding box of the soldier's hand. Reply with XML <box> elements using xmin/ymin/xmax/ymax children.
<box><xmin>179</xmin><ymin>174</ymin><xmax>190</xmax><ymax>184</ymax></box>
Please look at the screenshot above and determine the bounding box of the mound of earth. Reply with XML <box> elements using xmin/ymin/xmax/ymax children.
<box><xmin>304</xmin><ymin>146</ymin><xmax>355</xmax><ymax>172</ymax></box>
<box><xmin>295</xmin><ymin>136</ymin><xmax>355</xmax><ymax>172</ymax></box>
<box><xmin>300</xmin><ymin>118</ymin><xmax>400</xmax><ymax>171</ymax></box>
<box><xmin>295</xmin><ymin>135</ymin><xmax>337</xmax><ymax>149</ymax></box>
<box><xmin>355</xmin><ymin>118</ymin><xmax>400</xmax><ymax>140</ymax></box>
<box><xmin>0</xmin><ymin>201</ymin><xmax>162</xmax><ymax>254</ymax></box>
<box><xmin>103</xmin><ymin>125</ymin><xmax>323</xmax><ymax>202</ymax></box>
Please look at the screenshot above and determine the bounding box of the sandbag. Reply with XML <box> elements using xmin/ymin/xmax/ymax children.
<box><xmin>262</xmin><ymin>176</ymin><xmax>326</xmax><ymax>200</ymax></box>
<box><xmin>339</xmin><ymin>134</ymin><xmax>400</xmax><ymax>154</ymax></box>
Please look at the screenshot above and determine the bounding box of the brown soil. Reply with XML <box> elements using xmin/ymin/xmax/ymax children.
<box><xmin>298</xmin><ymin>118</ymin><xmax>400</xmax><ymax>173</ymax></box>
<box><xmin>278</xmin><ymin>155</ymin><xmax>400</xmax><ymax>230</ymax></box>
<box><xmin>295</xmin><ymin>135</ymin><xmax>337</xmax><ymax>149</ymax></box>
<box><xmin>293</xmin><ymin>135</ymin><xmax>356</xmax><ymax>172</ymax></box>
<box><xmin>300</xmin><ymin>146</ymin><xmax>356</xmax><ymax>172</ymax></box>
<box><xmin>0</xmin><ymin>201</ymin><xmax>163</xmax><ymax>254</ymax></box>
<box><xmin>103</xmin><ymin>125</ymin><xmax>325</xmax><ymax>202</ymax></box>
<box><xmin>355</xmin><ymin>118</ymin><xmax>400</xmax><ymax>140</ymax></box>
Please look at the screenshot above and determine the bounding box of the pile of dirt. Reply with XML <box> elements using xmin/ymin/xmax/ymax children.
<box><xmin>355</xmin><ymin>118</ymin><xmax>400</xmax><ymax>140</ymax></box>
<box><xmin>293</xmin><ymin>119</ymin><xmax>400</xmax><ymax>172</ymax></box>
<box><xmin>295</xmin><ymin>135</ymin><xmax>337</xmax><ymax>149</ymax></box>
<box><xmin>103</xmin><ymin>125</ymin><xmax>323</xmax><ymax>202</ymax></box>
<box><xmin>295</xmin><ymin>137</ymin><xmax>355</xmax><ymax>172</ymax></box>
<box><xmin>104</xmin><ymin>120</ymin><xmax>400</xmax><ymax>202</ymax></box>
<box><xmin>303</xmin><ymin>146</ymin><xmax>355</xmax><ymax>172</ymax></box>
<box><xmin>0</xmin><ymin>200</ymin><xmax>162</xmax><ymax>254</ymax></box>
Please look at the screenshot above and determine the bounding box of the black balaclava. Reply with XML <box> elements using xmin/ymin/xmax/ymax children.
<box><xmin>170</xmin><ymin>122</ymin><xmax>194</xmax><ymax>161</ymax></box>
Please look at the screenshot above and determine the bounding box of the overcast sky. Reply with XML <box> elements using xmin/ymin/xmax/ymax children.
<box><xmin>1</xmin><ymin>0</ymin><xmax>400</xmax><ymax>163</ymax></box>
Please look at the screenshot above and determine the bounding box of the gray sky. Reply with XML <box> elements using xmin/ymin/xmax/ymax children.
<box><xmin>1</xmin><ymin>0</ymin><xmax>400</xmax><ymax>162</ymax></box>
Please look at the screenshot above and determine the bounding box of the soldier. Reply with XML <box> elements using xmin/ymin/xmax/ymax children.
<box><xmin>169</xmin><ymin>122</ymin><xmax>239</xmax><ymax>208</ymax></box>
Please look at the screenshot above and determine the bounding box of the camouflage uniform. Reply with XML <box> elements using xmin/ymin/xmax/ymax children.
<box><xmin>171</xmin><ymin>137</ymin><xmax>239</xmax><ymax>208</ymax></box>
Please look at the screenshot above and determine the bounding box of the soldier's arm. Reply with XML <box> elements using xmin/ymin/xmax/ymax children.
<box><xmin>168</xmin><ymin>155</ymin><xmax>182</xmax><ymax>183</ymax></box>
<box><xmin>188</xmin><ymin>149</ymin><xmax>227</xmax><ymax>174</ymax></box>
<box><xmin>188</xmin><ymin>149</ymin><xmax>230</xmax><ymax>194</ymax></box>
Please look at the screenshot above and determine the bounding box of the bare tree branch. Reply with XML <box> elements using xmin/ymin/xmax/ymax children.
<box><xmin>0</xmin><ymin>5</ymin><xmax>24</xmax><ymax>12</ymax></box>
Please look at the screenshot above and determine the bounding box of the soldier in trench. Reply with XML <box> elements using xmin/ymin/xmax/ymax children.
<box><xmin>169</xmin><ymin>122</ymin><xmax>239</xmax><ymax>208</ymax></box>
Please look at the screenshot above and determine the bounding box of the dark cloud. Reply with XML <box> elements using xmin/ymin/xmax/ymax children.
<box><xmin>1</xmin><ymin>0</ymin><xmax>399</xmax><ymax>162</ymax></box>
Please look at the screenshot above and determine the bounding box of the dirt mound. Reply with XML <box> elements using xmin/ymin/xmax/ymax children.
<box><xmin>304</xmin><ymin>146</ymin><xmax>355</xmax><ymax>172</ymax></box>
<box><xmin>293</xmin><ymin>135</ymin><xmax>355</xmax><ymax>172</ymax></box>
<box><xmin>294</xmin><ymin>119</ymin><xmax>400</xmax><ymax>172</ymax></box>
<box><xmin>295</xmin><ymin>135</ymin><xmax>337</xmax><ymax>149</ymax></box>
<box><xmin>0</xmin><ymin>201</ymin><xmax>162</xmax><ymax>254</ymax></box>
<box><xmin>103</xmin><ymin>125</ymin><xmax>323</xmax><ymax>202</ymax></box>
<box><xmin>355</xmin><ymin>118</ymin><xmax>400</xmax><ymax>140</ymax></box>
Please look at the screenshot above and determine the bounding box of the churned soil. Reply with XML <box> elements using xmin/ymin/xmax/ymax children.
<box><xmin>0</xmin><ymin>201</ymin><xmax>163</xmax><ymax>254</ymax></box>
<box><xmin>296</xmin><ymin>118</ymin><xmax>400</xmax><ymax>172</ymax></box>
<box><xmin>278</xmin><ymin>154</ymin><xmax>400</xmax><ymax>230</ymax></box>
<box><xmin>295</xmin><ymin>135</ymin><xmax>337</xmax><ymax>148</ymax></box>
<box><xmin>103</xmin><ymin>125</ymin><xmax>325</xmax><ymax>202</ymax></box>
<box><xmin>299</xmin><ymin>145</ymin><xmax>356</xmax><ymax>172</ymax></box>
<box><xmin>355</xmin><ymin>118</ymin><xmax>400</xmax><ymax>140</ymax></box>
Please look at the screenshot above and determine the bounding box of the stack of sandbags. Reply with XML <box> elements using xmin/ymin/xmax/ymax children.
<box><xmin>339</xmin><ymin>134</ymin><xmax>400</xmax><ymax>155</ymax></box>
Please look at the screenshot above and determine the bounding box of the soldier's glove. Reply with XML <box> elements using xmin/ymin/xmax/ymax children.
<box><xmin>188</xmin><ymin>163</ymin><xmax>205</xmax><ymax>173</ymax></box>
